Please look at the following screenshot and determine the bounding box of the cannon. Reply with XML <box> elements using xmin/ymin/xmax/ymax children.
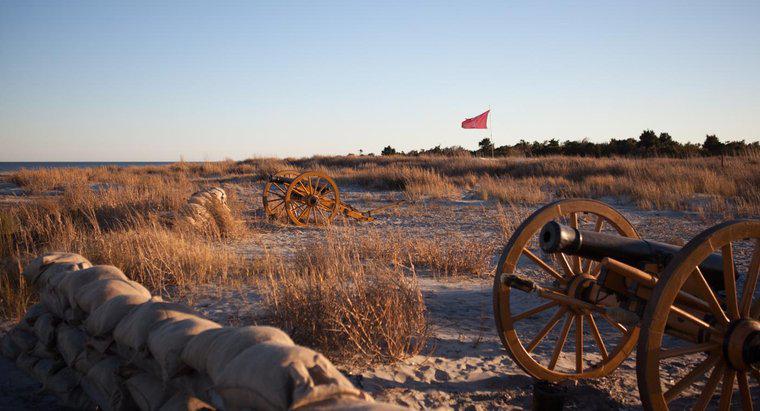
<box><xmin>262</xmin><ymin>170</ymin><xmax>403</xmax><ymax>226</ymax></box>
<box><xmin>493</xmin><ymin>199</ymin><xmax>759</xmax><ymax>410</ymax></box>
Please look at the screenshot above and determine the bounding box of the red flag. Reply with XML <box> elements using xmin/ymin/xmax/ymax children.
<box><xmin>461</xmin><ymin>110</ymin><xmax>489</xmax><ymax>129</ymax></box>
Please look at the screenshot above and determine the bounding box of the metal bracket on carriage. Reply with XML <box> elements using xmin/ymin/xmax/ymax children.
<box><xmin>501</xmin><ymin>273</ymin><xmax>640</xmax><ymax>325</ymax></box>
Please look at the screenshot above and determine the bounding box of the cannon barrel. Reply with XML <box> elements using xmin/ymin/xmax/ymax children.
<box><xmin>539</xmin><ymin>221</ymin><xmax>725</xmax><ymax>288</ymax></box>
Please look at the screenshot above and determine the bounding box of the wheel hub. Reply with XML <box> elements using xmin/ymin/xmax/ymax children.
<box><xmin>565</xmin><ymin>274</ymin><xmax>595</xmax><ymax>313</ymax></box>
<box><xmin>306</xmin><ymin>195</ymin><xmax>319</xmax><ymax>206</ymax></box>
<box><xmin>723</xmin><ymin>318</ymin><xmax>760</xmax><ymax>371</ymax></box>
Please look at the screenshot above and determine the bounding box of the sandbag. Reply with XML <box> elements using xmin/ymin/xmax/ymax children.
<box><xmin>34</xmin><ymin>312</ymin><xmax>59</xmax><ymax>347</ymax></box>
<box><xmin>4</xmin><ymin>327</ymin><xmax>37</xmax><ymax>358</ymax></box>
<box><xmin>197</xmin><ymin>326</ymin><xmax>294</xmax><ymax>382</ymax></box>
<box><xmin>189</xmin><ymin>187</ymin><xmax>227</xmax><ymax>206</ymax></box>
<box><xmin>113</xmin><ymin>300</ymin><xmax>199</xmax><ymax>351</ymax></box>
<box><xmin>1</xmin><ymin>331</ymin><xmax>23</xmax><ymax>359</ymax></box>
<box><xmin>86</xmin><ymin>293</ymin><xmax>152</xmax><ymax>336</ymax></box>
<box><xmin>31</xmin><ymin>341</ymin><xmax>59</xmax><ymax>359</ymax></box>
<box><xmin>45</xmin><ymin>367</ymin><xmax>96</xmax><ymax>409</ymax></box>
<box><xmin>82</xmin><ymin>357</ymin><xmax>136</xmax><ymax>411</ymax></box>
<box><xmin>75</xmin><ymin>347</ymin><xmax>107</xmax><ymax>374</ymax></box>
<box><xmin>21</xmin><ymin>252</ymin><xmax>91</xmax><ymax>285</ymax></box>
<box><xmin>298</xmin><ymin>398</ymin><xmax>406</xmax><ymax>411</ymax></box>
<box><xmin>74</xmin><ymin>277</ymin><xmax>151</xmax><ymax>314</ymax></box>
<box><xmin>57</xmin><ymin>265</ymin><xmax>129</xmax><ymax>309</ymax></box>
<box><xmin>179</xmin><ymin>203</ymin><xmax>212</xmax><ymax>225</ymax></box>
<box><xmin>17</xmin><ymin>303</ymin><xmax>47</xmax><ymax>332</ymax></box>
<box><xmin>215</xmin><ymin>342</ymin><xmax>367</xmax><ymax>410</ymax></box>
<box><xmin>126</xmin><ymin>372</ymin><xmax>173</xmax><ymax>411</ymax></box>
<box><xmin>147</xmin><ymin>317</ymin><xmax>221</xmax><ymax>380</ymax></box>
<box><xmin>159</xmin><ymin>392</ymin><xmax>215</xmax><ymax>411</ymax></box>
<box><xmin>169</xmin><ymin>373</ymin><xmax>219</xmax><ymax>408</ymax></box>
<box><xmin>16</xmin><ymin>352</ymin><xmax>39</xmax><ymax>374</ymax></box>
<box><xmin>41</xmin><ymin>287</ymin><xmax>69</xmax><ymax>318</ymax></box>
<box><xmin>57</xmin><ymin>323</ymin><xmax>87</xmax><ymax>366</ymax></box>
<box><xmin>179</xmin><ymin>328</ymin><xmax>229</xmax><ymax>374</ymax></box>
<box><xmin>31</xmin><ymin>358</ymin><xmax>65</xmax><ymax>383</ymax></box>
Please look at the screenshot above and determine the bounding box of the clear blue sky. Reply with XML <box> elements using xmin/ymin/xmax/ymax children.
<box><xmin>1</xmin><ymin>1</ymin><xmax>759</xmax><ymax>161</ymax></box>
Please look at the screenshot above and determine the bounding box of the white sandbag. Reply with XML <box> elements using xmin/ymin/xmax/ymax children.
<box><xmin>113</xmin><ymin>300</ymin><xmax>200</xmax><ymax>351</ymax></box>
<box><xmin>126</xmin><ymin>372</ymin><xmax>173</xmax><ymax>411</ymax></box>
<box><xmin>215</xmin><ymin>342</ymin><xmax>367</xmax><ymax>410</ymax></box>
<box><xmin>82</xmin><ymin>357</ymin><xmax>136</xmax><ymax>411</ymax></box>
<box><xmin>179</xmin><ymin>203</ymin><xmax>212</xmax><ymax>225</ymax></box>
<box><xmin>75</xmin><ymin>347</ymin><xmax>107</xmax><ymax>374</ymax></box>
<box><xmin>74</xmin><ymin>277</ymin><xmax>151</xmax><ymax>313</ymax></box>
<box><xmin>34</xmin><ymin>312</ymin><xmax>59</xmax><ymax>347</ymax></box>
<box><xmin>45</xmin><ymin>367</ymin><xmax>96</xmax><ymax>409</ymax></box>
<box><xmin>41</xmin><ymin>287</ymin><xmax>69</xmax><ymax>318</ymax></box>
<box><xmin>1</xmin><ymin>332</ymin><xmax>23</xmax><ymax>359</ymax></box>
<box><xmin>147</xmin><ymin>316</ymin><xmax>221</xmax><ymax>380</ymax></box>
<box><xmin>21</xmin><ymin>252</ymin><xmax>91</xmax><ymax>285</ymax></box>
<box><xmin>199</xmin><ymin>326</ymin><xmax>294</xmax><ymax>382</ymax></box>
<box><xmin>57</xmin><ymin>265</ymin><xmax>129</xmax><ymax>309</ymax></box>
<box><xmin>31</xmin><ymin>341</ymin><xmax>59</xmax><ymax>359</ymax></box>
<box><xmin>86</xmin><ymin>293</ymin><xmax>152</xmax><ymax>336</ymax></box>
<box><xmin>17</xmin><ymin>303</ymin><xmax>47</xmax><ymax>332</ymax></box>
<box><xmin>57</xmin><ymin>323</ymin><xmax>87</xmax><ymax>366</ymax></box>
<box><xmin>15</xmin><ymin>352</ymin><xmax>39</xmax><ymax>374</ymax></box>
<box><xmin>31</xmin><ymin>358</ymin><xmax>65</xmax><ymax>383</ymax></box>
<box><xmin>158</xmin><ymin>392</ymin><xmax>216</xmax><ymax>411</ymax></box>
<box><xmin>179</xmin><ymin>328</ymin><xmax>230</xmax><ymax>374</ymax></box>
<box><xmin>3</xmin><ymin>328</ymin><xmax>37</xmax><ymax>359</ymax></box>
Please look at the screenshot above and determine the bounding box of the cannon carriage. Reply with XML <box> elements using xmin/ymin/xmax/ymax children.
<box><xmin>262</xmin><ymin>170</ymin><xmax>403</xmax><ymax>226</ymax></box>
<box><xmin>493</xmin><ymin>199</ymin><xmax>759</xmax><ymax>410</ymax></box>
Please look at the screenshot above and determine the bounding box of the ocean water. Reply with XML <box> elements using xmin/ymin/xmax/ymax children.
<box><xmin>0</xmin><ymin>162</ymin><xmax>175</xmax><ymax>172</ymax></box>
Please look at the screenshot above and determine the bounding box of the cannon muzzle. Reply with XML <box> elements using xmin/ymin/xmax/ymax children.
<box><xmin>539</xmin><ymin>221</ymin><xmax>725</xmax><ymax>289</ymax></box>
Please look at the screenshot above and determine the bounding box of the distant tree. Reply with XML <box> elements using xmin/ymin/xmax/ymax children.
<box><xmin>703</xmin><ymin>135</ymin><xmax>723</xmax><ymax>156</ymax></box>
<box><xmin>381</xmin><ymin>146</ymin><xmax>397</xmax><ymax>156</ymax></box>
<box><xmin>478</xmin><ymin>138</ymin><xmax>494</xmax><ymax>154</ymax></box>
<box><xmin>638</xmin><ymin>130</ymin><xmax>658</xmax><ymax>150</ymax></box>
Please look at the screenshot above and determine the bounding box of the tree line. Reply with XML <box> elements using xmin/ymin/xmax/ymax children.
<box><xmin>378</xmin><ymin>131</ymin><xmax>758</xmax><ymax>157</ymax></box>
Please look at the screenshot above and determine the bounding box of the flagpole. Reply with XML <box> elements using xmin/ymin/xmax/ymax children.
<box><xmin>489</xmin><ymin>105</ymin><xmax>494</xmax><ymax>158</ymax></box>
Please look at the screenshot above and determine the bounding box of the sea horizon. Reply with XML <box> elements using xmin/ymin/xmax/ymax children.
<box><xmin>0</xmin><ymin>161</ymin><xmax>179</xmax><ymax>172</ymax></box>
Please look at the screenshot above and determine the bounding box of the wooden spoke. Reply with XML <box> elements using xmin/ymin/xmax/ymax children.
<box><xmin>568</xmin><ymin>213</ymin><xmax>582</xmax><ymax>273</ymax></box>
<box><xmin>575</xmin><ymin>314</ymin><xmax>584</xmax><ymax>373</ymax></box>
<box><xmin>589</xmin><ymin>261</ymin><xmax>603</xmax><ymax>277</ymax></box>
<box><xmin>722</xmin><ymin>243</ymin><xmax>740</xmax><ymax>320</ymax></box>
<box><xmin>658</xmin><ymin>342</ymin><xmax>720</xmax><ymax>359</ymax></box>
<box><xmin>548</xmin><ymin>314</ymin><xmax>573</xmax><ymax>370</ymax></box>
<box><xmin>587</xmin><ymin>314</ymin><xmax>608</xmax><ymax>360</ymax></box>
<box><xmin>693</xmin><ymin>362</ymin><xmax>725</xmax><ymax>411</ymax></box>
<box><xmin>526</xmin><ymin>307</ymin><xmax>568</xmax><ymax>353</ymax></box>
<box><xmin>297</xmin><ymin>206</ymin><xmax>309</xmax><ymax>223</ymax></box>
<box><xmin>558</xmin><ymin>253</ymin><xmax>575</xmax><ymax>278</ymax></box>
<box><xmin>600</xmin><ymin>313</ymin><xmax>628</xmax><ymax>334</ymax></box>
<box><xmin>740</xmin><ymin>243</ymin><xmax>760</xmax><ymax>318</ymax></box>
<box><xmin>512</xmin><ymin>301</ymin><xmax>558</xmax><ymax>322</ymax></box>
<box><xmin>736</xmin><ymin>372</ymin><xmax>753</xmax><ymax>411</ymax></box>
<box><xmin>593</xmin><ymin>215</ymin><xmax>606</xmax><ymax>232</ymax></box>
<box><xmin>664</xmin><ymin>355</ymin><xmax>720</xmax><ymax>402</ymax></box>
<box><xmin>692</xmin><ymin>267</ymin><xmax>730</xmax><ymax>325</ymax></box>
<box><xmin>670</xmin><ymin>304</ymin><xmax>723</xmax><ymax>334</ymax></box>
<box><xmin>522</xmin><ymin>248</ymin><xmax>567</xmax><ymax>283</ymax></box>
<box><xmin>718</xmin><ymin>369</ymin><xmax>736</xmax><ymax>411</ymax></box>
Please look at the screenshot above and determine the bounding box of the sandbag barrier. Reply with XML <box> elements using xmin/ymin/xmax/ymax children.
<box><xmin>178</xmin><ymin>187</ymin><xmax>230</xmax><ymax>227</ymax></box>
<box><xmin>1</xmin><ymin>252</ymin><xmax>403</xmax><ymax>411</ymax></box>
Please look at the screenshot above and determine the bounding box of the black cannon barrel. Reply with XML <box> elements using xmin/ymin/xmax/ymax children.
<box><xmin>539</xmin><ymin>221</ymin><xmax>725</xmax><ymax>288</ymax></box>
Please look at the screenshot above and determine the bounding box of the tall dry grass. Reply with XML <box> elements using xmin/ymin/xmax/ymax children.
<box><xmin>260</xmin><ymin>229</ymin><xmax>428</xmax><ymax>364</ymax></box>
<box><xmin>1</xmin><ymin>171</ymin><xmax>251</xmax><ymax>320</ymax></box>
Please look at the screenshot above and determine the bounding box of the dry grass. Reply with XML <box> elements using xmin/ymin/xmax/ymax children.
<box><xmin>260</xmin><ymin>229</ymin><xmax>428</xmax><ymax>364</ymax></box>
<box><xmin>0</xmin><ymin>171</ymin><xmax>251</xmax><ymax>320</ymax></box>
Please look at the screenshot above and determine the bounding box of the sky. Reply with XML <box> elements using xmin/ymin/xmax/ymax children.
<box><xmin>1</xmin><ymin>1</ymin><xmax>759</xmax><ymax>161</ymax></box>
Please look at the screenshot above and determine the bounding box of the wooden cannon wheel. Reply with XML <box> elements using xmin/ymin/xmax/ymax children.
<box><xmin>493</xmin><ymin>199</ymin><xmax>640</xmax><ymax>381</ymax></box>
<box><xmin>637</xmin><ymin>219</ymin><xmax>760</xmax><ymax>410</ymax></box>
<box><xmin>284</xmin><ymin>171</ymin><xmax>341</xmax><ymax>226</ymax></box>
<box><xmin>262</xmin><ymin>169</ymin><xmax>300</xmax><ymax>222</ymax></box>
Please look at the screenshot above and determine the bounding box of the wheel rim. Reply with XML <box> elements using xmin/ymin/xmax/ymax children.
<box><xmin>493</xmin><ymin>199</ymin><xmax>640</xmax><ymax>381</ymax></box>
<box><xmin>637</xmin><ymin>219</ymin><xmax>760</xmax><ymax>410</ymax></box>
<box><xmin>263</xmin><ymin>169</ymin><xmax>300</xmax><ymax>222</ymax></box>
<box><xmin>284</xmin><ymin>171</ymin><xmax>340</xmax><ymax>226</ymax></box>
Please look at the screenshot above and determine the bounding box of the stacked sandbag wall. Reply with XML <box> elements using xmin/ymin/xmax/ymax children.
<box><xmin>2</xmin><ymin>252</ymin><xmax>402</xmax><ymax>411</ymax></box>
<box><xmin>178</xmin><ymin>187</ymin><xmax>230</xmax><ymax>227</ymax></box>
